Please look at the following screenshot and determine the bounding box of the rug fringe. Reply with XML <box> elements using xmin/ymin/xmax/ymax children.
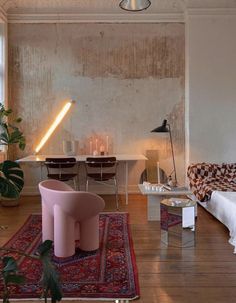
<box><xmin>8</xmin><ymin>295</ymin><xmax>140</xmax><ymax>301</ymax></box>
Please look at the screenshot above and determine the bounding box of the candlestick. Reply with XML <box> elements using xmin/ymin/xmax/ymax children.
<box><xmin>89</xmin><ymin>140</ymin><xmax>93</xmax><ymax>155</ymax></box>
<box><xmin>106</xmin><ymin>135</ymin><xmax>109</xmax><ymax>155</ymax></box>
<box><xmin>63</xmin><ymin>140</ymin><xmax>72</xmax><ymax>155</ymax></box>
<box><xmin>100</xmin><ymin>145</ymin><xmax>105</xmax><ymax>156</ymax></box>
<box><xmin>95</xmin><ymin>139</ymin><xmax>98</xmax><ymax>151</ymax></box>
<box><xmin>71</xmin><ymin>140</ymin><xmax>77</xmax><ymax>155</ymax></box>
<box><xmin>157</xmin><ymin>161</ymin><xmax>160</xmax><ymax>184</ymax></box>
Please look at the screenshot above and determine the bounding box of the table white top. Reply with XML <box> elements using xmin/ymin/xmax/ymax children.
<box><xmin>161</xmin><ymin>198</ymin><xmax>196</xmax><ymax>208</ymax></box>
<box><xmin>17</xmin><ymin>154</ymin><xmax>147</xmax><ymax>163</ymax></box>
<box><xmin>138</xmin><ymin>184</ymin><xmax>192</xmax><ymax>196</ymax></box>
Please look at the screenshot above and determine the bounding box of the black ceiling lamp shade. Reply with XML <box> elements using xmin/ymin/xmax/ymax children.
<box><xmin>151</xmin><ymin>119</ymin><xmax>177</xmax><ymax>186</ymax></box>
<box><xmin>119</xmin><ymin>0</ymin><xmax>151</xmax><ymax>11</ymax></box>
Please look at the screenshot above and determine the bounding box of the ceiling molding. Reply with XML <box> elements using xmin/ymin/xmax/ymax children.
<box><xmin>0</xmin><ymin>6</ymin><xmax>7</xmax><ymax>22</ymax></box>
<box><xmin>0</xmin><ymin>0</ymin><xmax>183</xmax><ymax>14</ymax></box>
<box><xmin>1</xmin><ymin>1</ymin><xmax>236</xmax><ymax>23</ymax></box>
<box><xmin>186</xmin><ymin>8</ymin><xmax>236</xmax><ymax>16</ymax></box>
<box><xmin>7</xmin><ymin>12</ymin><xmax>185</xmax><ymax>23</ymax></box>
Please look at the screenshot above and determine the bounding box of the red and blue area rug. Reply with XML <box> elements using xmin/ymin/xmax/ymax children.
<box><xmin>0</xmin><ymin>213</ymin><xmax>140</xmax><ymax>301</ymax></box>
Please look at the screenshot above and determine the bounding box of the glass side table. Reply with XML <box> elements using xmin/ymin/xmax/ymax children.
<box><xmin>161</xmin><ymin>198</ymin><xmax>196</xmax><ymax>248</ymax></box>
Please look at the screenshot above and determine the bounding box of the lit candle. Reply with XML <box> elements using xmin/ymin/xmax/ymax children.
<box><xmin>89</xmin><ymin>140</ymin><xmax>92</xmax><ymax>155</ymax></box>
<box><xmin>106</xmin><ymin>135</ymin><xmax>109</xmax><ymax>154</ymax></box>
<box><xmin>157</xmin><ymin>162</ymin><xmax>160</xmax><ymax>184</ymax></box>
<box><xmin>95</xmin><ymin>139</ymin><xmax>98</xmax><ymax>151</ymax></box>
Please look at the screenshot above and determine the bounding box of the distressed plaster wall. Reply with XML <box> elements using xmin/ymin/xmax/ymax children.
<box><xmin>8</xmin><ymin>23</ymin><xmax>185</xmax><ymax>193</ymax></box>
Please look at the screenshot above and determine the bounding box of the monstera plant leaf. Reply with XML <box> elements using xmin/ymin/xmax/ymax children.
<box><xmin>0</xmin><ymin>102</ymin><xmax>26</xmax><ymax>151</ymax></box>
<box><xmin>0</xmin><ymin>160</ymin><xmax>24</xmax><ymax>199</ymax></box>
<box><xmin>36</xmin><ymin>240</ymin><xmax>63</xmax><ymax>302</ymax></box>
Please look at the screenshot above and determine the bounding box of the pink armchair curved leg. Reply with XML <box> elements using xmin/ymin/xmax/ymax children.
<box><xmin>54</xmin><ymin>204</ymin><xmax>75</xmax><ymax>258</ymax></box>
<box><xmin>42</xmin><ymin>200</ymin><xmax>54</xmax><ymax>242</ymax></box>
<box><xmin>79</xmin><ymin>215</ymin><xmax>100</xmax><ymax>251</ymax></box>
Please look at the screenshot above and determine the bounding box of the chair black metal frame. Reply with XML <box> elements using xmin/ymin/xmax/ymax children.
<box><xmin>85</xmin><ymin>157</ymin><xmax>119</xmax><ymax>209</ymax></box>
<box><xmin>45</xmin><ymin>157</ymin><xmax>79</xmax><ymax>190</ymax></box>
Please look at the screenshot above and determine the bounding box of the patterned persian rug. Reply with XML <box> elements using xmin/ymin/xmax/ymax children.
<box><xmin>0</xmin><ymin>213</ymin><xmax>139</xmax><ymax>301</ymax></box>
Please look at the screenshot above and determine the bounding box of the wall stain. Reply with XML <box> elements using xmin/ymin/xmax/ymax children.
<box><xmin>72</xmin><ymin>35</ymin><xmax>184</xmax><ymax>80</ymax></box>
<box><xmin>66</xmin><ymin>23</ymin><xmax>185</xmax><ymax>80</ymax></box>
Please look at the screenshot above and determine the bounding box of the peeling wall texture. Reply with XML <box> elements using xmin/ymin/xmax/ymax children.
<box><xmin>8</xmin><ymin>23</ymin><xmax>185</xmax><ymax>189</ymax></box>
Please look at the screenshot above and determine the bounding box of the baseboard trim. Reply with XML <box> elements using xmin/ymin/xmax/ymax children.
<box><xmin>21</xmin><ymin>184</ymin><xmax>140</xmax><ymax>196</ymax></box>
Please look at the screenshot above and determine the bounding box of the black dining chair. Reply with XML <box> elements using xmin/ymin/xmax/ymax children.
<box><xmin>45</xmin><ymin>157</ymin><xmax>79</xmax><ymax>190</ymax></box>
<box><xmin>85</xmin><ymin>157</ymin><xmax>119</xmax><ymax>209</ymax></box>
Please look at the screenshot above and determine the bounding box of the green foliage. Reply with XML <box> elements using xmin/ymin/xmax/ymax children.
<box><xmin>0</xmin><ymin>240</ymin><xmax>62</xmax><ymax>303</ymax></box>
<box><xmin>0</xmin><ymin>160</ymin><xmax>24</xmax><ymax>199</ymax></box>
<box><xmin>0</xmin><ymin>103</ymin><xmax>26</xmax><ymax>151</ymax></box>
<box><xmin>0</xmin><ymin>103</ymin><xmax>25</xmax><ymax>200</ymax></box>
<box><xmin>36</xmin><ymin>240</ymin><xmax>63</xmax><ymax>303</ymax></box>
<box><xmin>1</xmin><ymin>256</ymin><xmax>25</xmax><ymax>303</ymax></box>
<box><xmin>0</xmin><ymin>108</ymin><xmax>61</xmax><ymax>301</ymax></box>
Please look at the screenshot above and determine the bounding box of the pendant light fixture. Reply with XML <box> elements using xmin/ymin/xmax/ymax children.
<box><xmin>119</xmin><ymin>0</ymin><xmax>151</xmax><ymax>11</ymax></box>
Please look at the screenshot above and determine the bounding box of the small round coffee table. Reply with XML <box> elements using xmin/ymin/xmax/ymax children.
<box><xmin>160</xmin><ymin>198</ymin><xmax>196</xmax><ymax>248</ymax></box>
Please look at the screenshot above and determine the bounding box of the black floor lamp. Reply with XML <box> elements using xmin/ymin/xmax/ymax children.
<box><xmin>151</xmin><ymin>119</ymin><xmax>177</xmax><ymax>186</ymax></box>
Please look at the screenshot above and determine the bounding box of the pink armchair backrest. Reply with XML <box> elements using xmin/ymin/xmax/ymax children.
<box><xmin>39</xmin><ymin>179</ymin><xmax>105</xmax><ymax>221</ymax></box>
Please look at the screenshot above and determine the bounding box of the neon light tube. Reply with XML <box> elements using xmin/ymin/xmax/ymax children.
<box><xmin>35</xmin><ymin>100</ymin><xmax>74</xmax><ymax>154</ymax></box>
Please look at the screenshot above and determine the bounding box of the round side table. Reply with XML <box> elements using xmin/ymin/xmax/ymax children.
<box><xmin>160</xmin><ymin>198</ymin><xmax>196</xmax><ymax>248</ymax></box>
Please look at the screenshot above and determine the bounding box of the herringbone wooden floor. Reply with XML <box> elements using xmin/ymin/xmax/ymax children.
<box><xmin>1</xmin><ymin>194</ymin><xmax>236</xmax><ymax>303</ymax></box>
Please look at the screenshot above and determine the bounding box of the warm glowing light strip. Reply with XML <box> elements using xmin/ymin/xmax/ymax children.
<box><xmin>35</xmin><ymin>100</ymin><xmax>74</xmax><ymax>154</ymax></box>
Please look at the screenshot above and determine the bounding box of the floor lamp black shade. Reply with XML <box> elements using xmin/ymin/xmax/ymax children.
<box><xmin>151</xmin><ymin>119</ymin><xmax>169</xmax><ymax>133</ymax></box>
<box><xmin>151</xmin><ymin>119</ymin><xmax>178</xmax><ymax>186</ymax></box>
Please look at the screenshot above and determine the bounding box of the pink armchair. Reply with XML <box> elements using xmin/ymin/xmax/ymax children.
<box><xmin>38</xmin><ymin>179</ymin><xmax>105</xmax><ymax>258</ymax></box>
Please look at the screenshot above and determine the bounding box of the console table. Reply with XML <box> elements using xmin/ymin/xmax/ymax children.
<box><xmin>18</xmin><ymin>154</ymin><xmax>147</xmax><ymax>205</ymax></box>
<box><xmin>138</xmin><ymin>184</ymin><xmax>192</xmax><ymax>221</ymax></box>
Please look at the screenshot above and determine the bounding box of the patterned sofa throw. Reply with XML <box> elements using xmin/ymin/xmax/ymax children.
<box><xmin>187</xmin><ymin>163</ymin><xmax>236</xmax><ymax>201</ymax></box>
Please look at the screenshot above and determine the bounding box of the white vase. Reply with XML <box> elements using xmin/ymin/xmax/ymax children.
<box><xmin>63</xmin><ymin>140</ymin><xmax>77</xmax><ymax>156</ymax></box>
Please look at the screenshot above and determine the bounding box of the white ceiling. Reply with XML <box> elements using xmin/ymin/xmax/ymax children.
<box><xmin>0</xmin><ymin>0</ymin><xmax>235</xmax><ymax>22</ymax></box>
<box><xmin>0</xmin><ymin>0</ymin><xmax>183</xmax><ymax>14</ymax></box>
<box><xmin>0</xmin><ymin>0</ymin><xmax>235</xmax><ymax>14</ymax></box>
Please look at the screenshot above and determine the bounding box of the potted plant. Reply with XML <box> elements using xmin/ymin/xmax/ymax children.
<box><xmin>0</xmin><ymin>103</ymin><xmax>26</xmax><ymax>206</ymax></box>
<box><xmin>0</xmin><ymin>239</ymin><xmax>62</xmax><ymax>302</ymax></box>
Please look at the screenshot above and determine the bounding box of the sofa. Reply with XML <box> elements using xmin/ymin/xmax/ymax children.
<box><xmin>187</xmin><ymin>163</ymin><xmax>236</xmax><ymax>201</ymax></box>
<box><xmin>188</xmin><ymin>162</ymin><xmax>236</xmax><ymax>253</ymax></box>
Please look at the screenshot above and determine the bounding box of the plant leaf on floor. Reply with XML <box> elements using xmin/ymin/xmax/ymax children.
<box><xmin>36</xmin><ymin>240</ymin><xmax>62</xmax><ymax>302</ymax></box>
